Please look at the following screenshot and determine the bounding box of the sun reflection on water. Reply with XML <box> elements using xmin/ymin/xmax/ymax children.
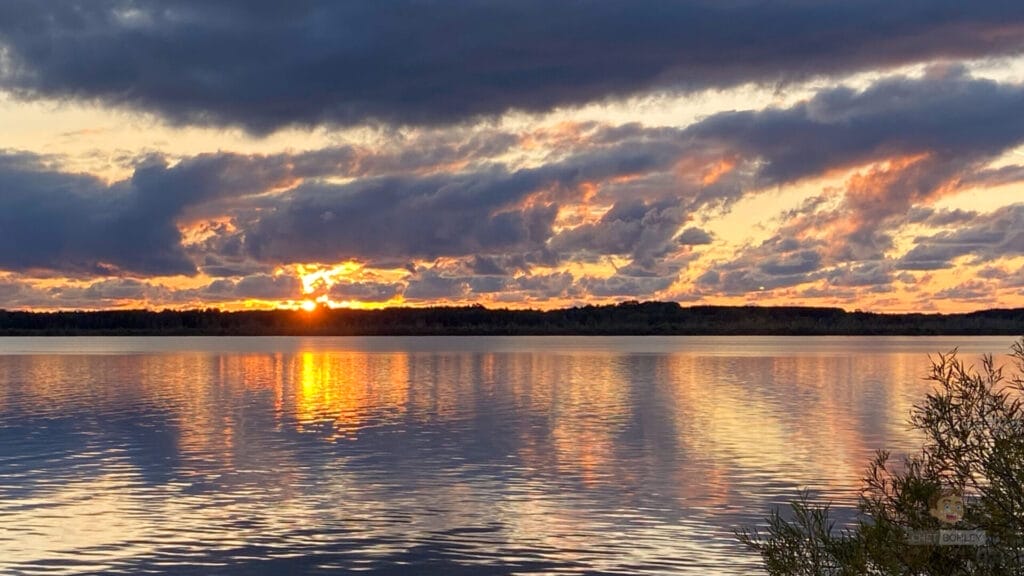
<box><xmin>293</xmin><ymin>351</ymin><xmax>410</xmax><ymax>440</ymax></box>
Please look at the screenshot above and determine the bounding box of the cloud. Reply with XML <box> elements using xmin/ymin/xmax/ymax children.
<box><xmin>682</xmin><ymin>71</ymin><xmax>1024</xmax><ymax>296</ymax></box>
<box><xmin>80</xmin><ymin>278</ymin><xmax>169</xmax><ymax>301</ymax></box>
<box><xmin>232</xmin><ymin>274</ymin><xmax>303</xmax><ymax>300</ymax></box>
<box><xmin>5</xmin><ymin>65</ymin><xmax>1024</xmax><ymax>308</ymax></box>
<box><xmin>0</xmin><ymin>142</ymin><xmax>477</xmax><ymax>277</ymax></box>
<box><xmin>959</xmin><ymin>164</ymin><xmax>1024</xmax><ymax>189</ymax></box>
<box><xmin>549</xmin><ymin>199</ymin><xmax>686</xmax><ymax>266</ymax></box>
<box><xmin>0</xmin><ymin>150</ymin><xmax>310</xmax><ymax>276</ymax></box>
<box><xmin>30</xmin><ymin>278</ymin><xmax>175</xmax><ymax>308</ymax></box>
<box><xmin>897</xmin><ymin>204</ymin><xmax>1024</xmax><ymax>270</ymax></box>
<box><xmin>469</xmin><ymin>256</ymin><xmax>509</xmax><ymax>276</ymax></box>
<box><xmin>244</xmin><ymin>171</ymin><xmax>560</xmax><ymax>264</ymax></box>
<box><xmin>1004</xmin><ymin>266</ymin><xmax>1024</xmax><ymax>288</ymax></box>
<box><xmin>697</xmin><ymin>233</ymin><xmax>829</xmax><ymax>295</ymax></box>
<box><xmin>467</xmin><ymin>276</ymin><xmax>509</xmax><ymax>295</ymax></box>
<box><xmin>513</xmin><ymin>272</ymin><xmax>575</xmax><ymax>299</ymax></box>
<box><xmin>327</xmin><ymin>281</ymin><xmax>404</xmax><ymax>303</ymax></box>
<box><xmin>542</xmin><ymin>72</ymin><xmax>1024</xmax><ymax>285</ymax></box>
<box><xmin>403</xmin><ymin>269</ymin><xmax>470</xmax><ymax>301</ymax></box>
<box><xmin>0</xmin><ymin>154</ymin><xmax>193</xmax><ymax>275</ymax></box>
<box><xmin>826</xmin><ymin>262</ymin><xmax>893</xmax><ymax>287</ymax></box>
<box><xmin>241</xmin><ymin>146</ymin><xmax>691</xmax><ymax>265</ymax></box>
<box><xmin>972</xmin><ymin>265</ymin><xmax>1024</xmax><ymax>290</ymax></box>
<box><xmin>580</xmin><ymin>274</ymin><xmax>676</xmax><ymax>298</ymax></box>
<box><xmin>3</xmin><ymin>2</ymin><xmax>1024</xmax><ymax>131</ymax></box>
<box><xmin>0</xmin><ymin>279</ymin><xmax>28</xmax><ymax>303</ymax></box>
<box><xmin>676</xmin><ymin>227</ymin><xmax>713</xmax><ymax>246</ymax></box>
<box><xmin>716</xmin><ymin>269</ymin><xmax>819</xmax><ymax>295</ymax></box>
<box><xmin>906</xmin><ymin>207</ymin><xmax>979</xmax><ymax>227</ymax></box>
<box><xmin>688</xmin><ymin>69</ymin><xmax>1024</xmax><ymax>186</ymax></box>
<box><xmin>760</xmin><ymin>250</ymin><xmax>823</xmax><ymax>276</ymax></box>
<box><xmin>696</xmin><ymin>270</ymin><xmax>720</xmax><ymax>287</ymax></box>
<box><xmin>161</xmin><ymin>274</ymin><xmax>304</xmax><ymax>304</ymax></box>
<box><xmin>935</xmin><ymin>280</ymin><xmax>995</xmax><ymax>301</ymax></box>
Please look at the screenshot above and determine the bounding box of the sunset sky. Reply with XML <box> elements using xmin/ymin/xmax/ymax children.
<box><xmin>1</xmin><ymin>1</ymin><xmax>1023</xmax><ymax>312</ymax></box>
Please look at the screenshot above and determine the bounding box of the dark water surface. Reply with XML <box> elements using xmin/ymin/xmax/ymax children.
<box><xmin>0</xmin><ymin>336</ymin><xmax>1015</xmax><ymax>575</ymax></box>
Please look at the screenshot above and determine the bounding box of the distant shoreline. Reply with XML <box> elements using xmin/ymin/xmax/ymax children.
<box><xmin>2</xmin><ymin>302</ymin><xmax>1022</xmax><ymax>336</ymax></box>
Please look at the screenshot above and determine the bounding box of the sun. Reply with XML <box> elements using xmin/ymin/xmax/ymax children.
<box><xmin>300</xmin><ymin>299</ymin><xmax>318</xmax><ymax>312</ymax></box>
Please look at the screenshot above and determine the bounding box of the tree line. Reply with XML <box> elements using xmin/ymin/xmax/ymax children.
<box><xmin>1</xmin><ymin>302</ymin><xmax>1023</xmax><ymax>335</ymax></box>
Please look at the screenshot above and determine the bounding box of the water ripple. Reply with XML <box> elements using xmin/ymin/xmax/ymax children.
<box><xmin>0</xmin><ymin>336</ymin><xmax>1012</xmax><ymax>574</ymax></box>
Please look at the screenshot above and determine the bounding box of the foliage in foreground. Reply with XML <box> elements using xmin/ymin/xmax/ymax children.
<box><xmin>738</xmin><ymin>338</ymin><xmax>1024</xmax><ymax>575</ymax></box>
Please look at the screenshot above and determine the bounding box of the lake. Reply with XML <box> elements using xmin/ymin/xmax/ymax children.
<box><xmin>0</xmin><ymin>336</ymin><xmax>1016</xmax><ymax>575</ymax></box>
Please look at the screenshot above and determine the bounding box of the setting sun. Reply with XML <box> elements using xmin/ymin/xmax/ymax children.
<box><xmin>300</xmin><ymin>300</ymin><xmax>318</xmax><ymax>312</ymax></box>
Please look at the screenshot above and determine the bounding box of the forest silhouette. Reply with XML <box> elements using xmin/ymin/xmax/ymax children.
<box><xmin>1</xmin><ymin>302</ymin><xmax>1022</xmax><ymax>336</ymax></box>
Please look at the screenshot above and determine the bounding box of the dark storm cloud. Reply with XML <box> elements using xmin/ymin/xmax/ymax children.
<box><xmin>3</xmin><ymin>1</ymin><xmax>1024</xmax><ymax>131</ymax></box>
<box><xmin>2</xmin><ymin>134</ymin><xmax>538</xmax><ymax>276</ymax></box>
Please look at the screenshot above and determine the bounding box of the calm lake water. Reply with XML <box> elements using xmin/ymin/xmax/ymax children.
<box><xmin>0</xmin><ymin>336</ymin><xmax>1017</xmax><ymax>575</ymax></box>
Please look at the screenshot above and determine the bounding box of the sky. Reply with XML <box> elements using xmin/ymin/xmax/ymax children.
<box><xmin>1</xmin><ymin>1</ymin><xmax>1023</xmax><ymax>312</ymax></box>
